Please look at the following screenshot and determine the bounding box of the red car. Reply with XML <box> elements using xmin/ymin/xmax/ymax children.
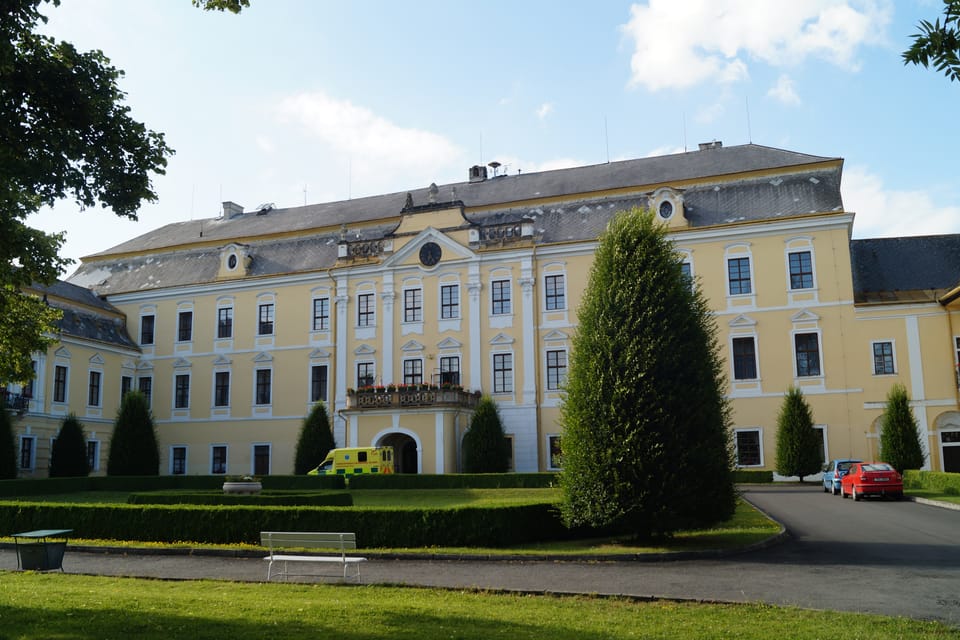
<box><xmin>840</xmin><ymin>462</ymin><xmax>903</xmax><ymax>501</ymax></box>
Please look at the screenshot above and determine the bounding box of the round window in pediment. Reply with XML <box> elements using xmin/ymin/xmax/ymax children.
<box><xmin>658</xmin><ymin>200</ymin><xmax>674</xmax><ymax>219</ymax></box>
<box><xmin>227</xmin><ymin>254</ymin><xmax>238</xmax><ymax>270</ymax></box>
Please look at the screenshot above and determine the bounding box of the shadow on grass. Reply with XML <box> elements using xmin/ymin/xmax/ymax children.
<box><xmin>0</xmin><ymin>602</ymin><xmax>629</xmax><ymax>640</ymax></box>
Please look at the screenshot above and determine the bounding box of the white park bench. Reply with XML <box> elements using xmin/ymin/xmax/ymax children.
<box><xmin>260</xmin><ymin>531</ymin><xmax>367</xmax><ymax>582</ymax></box>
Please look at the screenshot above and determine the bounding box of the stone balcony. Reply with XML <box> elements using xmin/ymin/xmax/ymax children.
<box><xmin>346</xmin><ymin>386</ymin><xmax>481</xmax><ymax>410</ymax></box>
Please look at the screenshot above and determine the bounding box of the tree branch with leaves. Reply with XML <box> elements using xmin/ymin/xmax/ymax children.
<box><xmin>903</xmin><ymin>0</ymin><xmax>960</xmax><ymax>82</ymax></box>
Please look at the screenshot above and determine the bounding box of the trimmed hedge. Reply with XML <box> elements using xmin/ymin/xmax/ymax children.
<box><xmin>348</xmin><ymin>472</ymin><xmax>557</xmax><ymax>490</ymax></box>
<box><xmin>126</xmin><ymin>491</ymin><xmax>353</xmax><ymax>507</ymax></box>
<box><xmin>903</xmin><ymin>470</ymin><xmax>960</xmax><ymax>494</ymax></box>
<box><xmin>0</xmin><ymin>501</ymin><xmax>580</xmax><ymax>547</ymax></box>
<box><xmin>0</xmin><ymin>475</ymin><xmax>345</xmax><ymax>497</ymax></box>
<box><xmin>732</xmin><ymin>470</ymin><xmax>774</xmax><ymax>483</ymax></box>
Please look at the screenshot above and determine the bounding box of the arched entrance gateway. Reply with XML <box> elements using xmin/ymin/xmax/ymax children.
<box><xmin>378</xmin><ymin>432</ymin><xmax>419</xmax><ymax>474</ymax></box>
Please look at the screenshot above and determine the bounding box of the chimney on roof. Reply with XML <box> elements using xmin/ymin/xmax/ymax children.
<box><xmin>222</xmin><ymin>201</ymin><xmax>244</xmax><ymax>218</ymax></box>
<box><xmin>468</xmin><ymin>165</ymin><xmax>488</xmax><ymax>182</ymax></box>
<box><xmin>698</xmin><ymin>140</ymin><xmax>723</xmax><ymax>151</ymax></box>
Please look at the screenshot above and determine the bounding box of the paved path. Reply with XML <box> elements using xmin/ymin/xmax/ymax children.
<box><xmin>3</xmin><ymin>486</ymin><xmax>959</xmax><ymax>627</ymax></box>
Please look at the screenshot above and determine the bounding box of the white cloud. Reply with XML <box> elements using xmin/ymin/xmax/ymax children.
<box><xmin>695</xmin><ymin>102</ymin><xmax>725</xmax><ymax>124</ymax></box>
<box><xmin>621</xmin><ymin>0</ymin><xmax>891</xmax><ymax>91</ymax></box>
<box><xmin>255</xmin><ymin>135</ymin><xmax>276</xmax><ymax>154</ymax></box>
<box><xmin>536</xmin><ymin>103</ymin><xmax>554</xmax><ymax>120</ymax></box>
<box><xmin>842</xmin><ymin>165</ymin><xmax>960</xmax><ymax>238</ymax></box>
<box><xmin>276</xmin><ymin>92</ymin><xmax>463</xmax><ymax>190</ymax></box>
<box><xmin>767</xmin><ymin>74</ymin><xmax>801</xmax><ymax>105</ymax></box>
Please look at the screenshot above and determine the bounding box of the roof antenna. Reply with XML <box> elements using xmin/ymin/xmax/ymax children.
<box><xmin>683</xmin><ymin>112</ymin><xmax>688</xmax><ymax>152</ymax></box>
<box><xmin>605</xmin><ymin>117</ymin><xmax>611</xmax><ymax>163</ymax></box>
<box><xmin>745</xmin><ymin>96</ymin><xmax>753</xmax><ymax>143</ymax></box>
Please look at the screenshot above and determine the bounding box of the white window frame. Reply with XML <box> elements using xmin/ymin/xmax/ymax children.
<box><xmin>492</xmin><ymin>351</ymin><xmax>514</xmax><ymax>394</ymax></box>
<box><xmin>730</xmin><ymin>334</ymin><xmax>760</xmax><ymax>381</ymax></box>
<box><xmin>19</xmin><ymin>435</ymin><xmax>37</xmax><ymax>471</ymax></box>
<box><xmin>312</xmin><ymin>296</ymin><xmax>330</xmax><ymax>332</ymax></box>
<box><xmin>403</xmin><ymin>287</ymin><xmax>423</xmax><ymax>323</ymax></box>
<box><xmin>251</xmin><ymin>443</ymin><xmax>272</xmax><ymax>476</ymax></box>
<box><xmin>734</xmin><ymin>428</ymin><xmax>764</xmax><ymax>467</ymax></box>
<box><xmin>786</xmin><ymin>249</ymin><xmax>816</xmax><ymax>291</ymax></box>
<box><xmin>170</xmin><ymin>445</ymin><xmax>188</xmax><ymax>475</ymax></box>
<box><xmin>139</xmin><ymin>312</ymin><xmax>156</xmax><ymax>346</ymax></box>
<box><xmin>87</xmin><ymin>439</ymin><xmax>101</xmax><ymax>472</ymax></box>
<box><xmin>213</xmin><ymin>369</ymin><xmax>231</xmax><ymax>408</ymax></box>
<box><xmin>490</xmin><ymin>278</ymin><xmax>512</xmax><ymax>316</ymax></box>
<box><xmin>254</xmin><ymin>367</ymin><xmax>273</xmax><ymax>406</ymax></box>
<box><xmin>356</xmin><ymin>361</ymin><xmax>376</xmax><ymax>388</ymax></box>
<box><xmin>216</xmin><ymin>305</ymin><xmax>234</xmax><ymax>339</ymax></box>
<box><xmin>543</xmin><ymin>273</ymin><xmax>566</xmax><ymax>311</ymax></box>
<box><xmin>53</xmin><ymin>364</ymin><xmax>69</xmax><ymax>404</ymax></box>
<box><xmin>440</xmin><ymin>283</ymin><xmax>460</xmax><ymax>320</ymax></box>
<box><xmin>402</xmin><ymin>358</ymin><xmax>424</xmax><ymax>385</ymax></box>
<box><xmin>173</xmin><ymin>373</ymin><xmax>191</xmax><ymax>410</ymax></box>
<box><xmin>792</xmin><ymin>330</ymin><xmax>823</xmax><ymax>379</ymax></box>
<box><xmin>210</xmin><ymin>444</ymin><xmax>228</xmax><ymax>475</ymax></box>
<box><xmin>546</xmin><ymin>434</ymin><xmax>562</xmax><ymax>471</ymax></box>
<box><xmin>310</xmin><ymin>364</ymin><xmax>328</xmax><ymax>403</ymax></box>
<box><xmin>357</xmin><ymin>291</ymin><xmax>376</xmax><ymax>328</ymax></box>
<box><xmin>87</xmin><ymin>369</ymin><xmax>103</xmax><ymax>408</ymax></box>
<box><xmin>176</xmin><ymin>307</ymin><xmax>194</xmax><ymax>343</ymax></box>
<box><xmin>871</xmin><ymin>339</ymin><xmax>897</xmax><ymax>376</ymax></box>
<box><xmin>814</xmin><ymin>425</ymin><xmax>827</xmax><ymax>467</ymax></box>
<box><xmin>726</xmin><ymin>254</ymin><xmax>754</xmax><ymax>296</ymax></box>
<box><xmin>545</xmin><ymin>348</ymin><xmax>567</xmax><ymax>391</ymax></box>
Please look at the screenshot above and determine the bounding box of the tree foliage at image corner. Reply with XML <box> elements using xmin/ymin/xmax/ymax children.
<box><xmin>774</xmin><ymin>387</ymin><xmax>822</xmax><ymax>482</ymax></box>
<box><xmin>879</xmin><ymin>384</ymin><xmax>926</xmax><ymax>474</ymax></box>
<box><xmin>461</xmin><ymin>396</ymin><xmax>510</xmax><ymax>473</ymax></box>
<box><xmin>106</xmin><ymin>391</ymin><xmax>159</xmax><ymax>476</ymax></box>
<box><xmin>1</xmin><ymin>0</ymin><xmax>247</xmax><ymax>383</ymax></box>
<box><xmin>903</xmin><ymin>0</ymin><xmax>960</xmax><ymax>82</ymax></box>
<box><xmin>293</xmin><ymin>401</ymin><xmax>336</xmax><ymax>474</ymax></box>
<box><xmin>558</xmin><ymin>207</ymin><xmax>735</xmax><ymax>539</ymax></box>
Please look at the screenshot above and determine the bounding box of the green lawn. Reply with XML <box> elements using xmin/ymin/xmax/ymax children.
<box><xmin>908</xmin><ymin>490</ymin><xmax>960</xmax><ymax>506</ymax></box>
<box><xmin>0</xmin><ymin>573</ymin><xmax>954</xmax><ymax>640</ymax></box>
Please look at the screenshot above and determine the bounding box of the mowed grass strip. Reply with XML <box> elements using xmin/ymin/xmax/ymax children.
<box><xmin>0</xmin><ymin>573</ymin><xmax>953</xmax><ymax>640</ymax></box>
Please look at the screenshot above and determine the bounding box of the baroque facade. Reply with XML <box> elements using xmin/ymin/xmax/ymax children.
<box><xmin>6</xmin><ymin>142</ymin><xmax>960</xmax><ymax>477</ymax></box>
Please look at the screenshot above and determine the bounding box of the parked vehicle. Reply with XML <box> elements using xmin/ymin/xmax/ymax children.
<box><xmin>308</xmin><ymin>446</ymin><xmax>394</xmax><ymax>476</ymax></box>
<box><xmin>822</xmin><ymin>458</ymin><xmax>861</xmax><ymax>495</ymax></box>
<box><xmin>840</xmin><ymin>462</ymin><xmax>903</xmax><ymax>501</ymax></box>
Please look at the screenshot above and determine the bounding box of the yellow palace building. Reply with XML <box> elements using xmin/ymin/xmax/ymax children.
<box><xmin>6</xmin><ymin>142</ymin><xmax>960</xmax><ymax>477</ymax></box>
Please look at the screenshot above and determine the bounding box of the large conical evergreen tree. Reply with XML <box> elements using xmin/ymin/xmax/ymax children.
<box><xmin>49</xmin><ymin>414</ymin><xmax>89</xmax><ymax>477</ymax></box>
<box><xmin>774</xmin><ymin>387</ymin><xmax>822</xmax><ymax>482</ymax></box>
<box><xmin>462</xmin><ymin>396</ymin><xmax>510</xmax><ymax>473</ymax></box>
<box><xmin>0</xmin><ymin>407</ymin><xmax>17</xmax><ymax>479</ymax></box>
<box><xmin>880</xmin><ymin>384</ymin><xmax>926</xmax><ymax>474</ymax></box>
<box><xmin>294</xmin><ymin>401</ymin><xmax>336</xmax><ymax>474</ymax></box>
<box><xmin>559</xmin><ymin>207</ymin><xmax>735</xmax><ymax>539</ymax></box>
<box><xmin>107</xmin><ymin>391</ymin><xmax>159</xmax><ymax>476</ymax></box>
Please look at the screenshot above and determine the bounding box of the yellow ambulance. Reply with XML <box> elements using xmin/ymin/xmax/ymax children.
<box><xmin>308</xmin><ymin>447</ymin><xmax>395</xmax><ymax>476</ymax></box>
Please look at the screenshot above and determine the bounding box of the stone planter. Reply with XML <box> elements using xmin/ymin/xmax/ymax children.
<box><xmin>222</xmin><ymin>481</ymin><xmax>262</xmax><ymax>495</ymax></box>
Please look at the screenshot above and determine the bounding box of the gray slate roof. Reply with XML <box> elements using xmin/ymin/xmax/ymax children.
<box><xmin>850</xmin><ymin>235</ymin><xmax>960</xmax><ymax>303</ymax></box>
<box><xmin>30</xmin><ymin>281</ymin><xmax>138</xmax><ymax>350</ymax></box>
<box><xmin>83</xmin><ymin>143</ymin><xmax>837</xmax><ymax>258</ymax></box>
<box><xmin>68</xmin><ymin>144</ymin><xmax>842</xmax><ymax>296</ymax></box>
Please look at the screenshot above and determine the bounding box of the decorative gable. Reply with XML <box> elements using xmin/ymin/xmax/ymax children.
<box><xmin>728</xmin><ymin>314</ymin><xmax>757</xmax><ymax>328</ymax></box>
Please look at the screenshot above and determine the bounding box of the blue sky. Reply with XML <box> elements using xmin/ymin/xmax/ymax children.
<box><xmin>29</xmin><ymin>0</ymin><xmax>960</xmax><ymax>270</ymax></box>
